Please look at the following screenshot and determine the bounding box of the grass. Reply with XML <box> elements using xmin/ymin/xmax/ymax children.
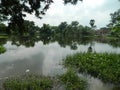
<box><xmin>3</xmin><ymin>74</ymin><xmax>54</xmax><ymax>90</ymax></box>
<box><xmin>3</xmin><ymin>73</ymin><xmax>87</xmax><ymax>90</ymax></box>
<box><xmin>63</xmin><ymin>52</ymin><xmax>120</xmax><ymax>84</ymax></box>
<box><xmin>59</xmin><ymin>69</ymin><xmax>87</xmax><ymax>90</ymax></box>
<box><xmin>0</xmin><ymin>45</ymin><xmax>6</xmax><ymax>54</ymax></box>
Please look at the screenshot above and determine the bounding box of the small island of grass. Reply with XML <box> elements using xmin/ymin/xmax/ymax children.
<box><xmin>63</xmin><ymin>53</ymin><xmax>120</xmax><ymax>84</ymax></box>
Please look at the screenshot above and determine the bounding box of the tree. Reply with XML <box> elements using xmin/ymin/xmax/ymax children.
<box><xmin>0</xmin><ymin>0</ymin><xmax>82</xmax><ymax>34</ymax></box>
<box><xmin>71</xmin><ymin>21</ymin><xmax>79</xmax><ymax>27</ymax></box>
<box><xmin>58</xmin><ymin>22</ymin><xmax>68</xmax><ymax>30</ymax></box>
<box><xmin>108</xmin><ymin>9</ymin><xmax>120</xmax><ymax>37</ymax></box>
<box><xmin>89</xmin><ymin>19</ymin><xmax>95</xmax><ymax>28</ymax></box>
<box><xmin>107</xmin><ymin>1</ymin><xmax>120</xmax><ymax>37</ymax></box>
<box><xmin>0</xmin><ymin>23</ymin><xmax>6</xmax><ymax>34</ymax></box>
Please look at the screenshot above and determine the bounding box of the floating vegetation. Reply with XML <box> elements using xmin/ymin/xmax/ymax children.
<box><xmin>59</xmin><ymin>69</ymin><xmax>87</xmax><ymax>90</ymax></box>
<box><xmin>63</xmin><ymin>53</ymin><xmax>120</xmax><ymax>84</ymax></box>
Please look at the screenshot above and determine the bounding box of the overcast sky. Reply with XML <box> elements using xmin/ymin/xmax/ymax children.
<box><xmin>26</xmin><ymin>0</ymin><xmax>120</xmax><ymax>28</ymax></box>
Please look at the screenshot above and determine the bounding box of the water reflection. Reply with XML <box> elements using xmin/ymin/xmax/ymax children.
<box><xmin>6</xmin><ymin>34</ymin><xmax>120</xmax><ymax>50</ymax></box>
<box><xmin>1</xmin><ymin>41</ymin><xmax>120</xmax><ymax>77</ymax></box>
<box><xmin>84</xmin><ymin>75</ymin><xmax>113</xmax><ymax>90</ymax></box>
<box><xmin>0</xmin><ymin>33</ymin><xmax>120</xmax><ymax>52</ymax></box>
<box><xmin>0</xmin><ymin>52</ymin><xmax>44</xmax><ymax>78</ymax></box>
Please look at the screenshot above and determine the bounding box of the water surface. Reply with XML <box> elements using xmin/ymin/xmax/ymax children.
<box><xmin>0</xmin><ymin>41</ymin><xmax>120</xmax><ymax>90</ymax></box>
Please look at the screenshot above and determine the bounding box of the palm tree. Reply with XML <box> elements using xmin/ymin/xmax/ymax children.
<box><xmin>89</xmin><ymin>19</ymin><xmax>95</xmax><ymax>28</ymax></box>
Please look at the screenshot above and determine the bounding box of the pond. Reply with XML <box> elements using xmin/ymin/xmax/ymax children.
<box><xmin>0</xmin><ymin>38</ymin><xmax>120</xmax><ymax>90</ymax></box>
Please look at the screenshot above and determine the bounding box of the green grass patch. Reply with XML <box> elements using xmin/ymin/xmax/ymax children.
<box><xmin>63</xmin><ymin>53</ymin><xmax>120</xmax><ymax>84</ymax></box>
<box><xmin>3</xmin><ymin>73</ymin><xmax>87</xmax><ymax>90</ymax></box>
<box><xmin>3</xmin><ymin>74</ymin><xmax>54</xmax><ymax>90</ymax></box>
<box><xmin>59</xmin><ymin>69</ymin><xmax>87</xmax><ymax>90</ymax></box>
<box><xmin>0</xmin><ymin>45</ymin><xmax>6</xmax><ymax>54</ymax></box>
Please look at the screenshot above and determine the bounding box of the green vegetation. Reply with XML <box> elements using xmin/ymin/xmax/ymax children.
<box><xmin>107</xmin><ymin>9</ymin><xmax>120</xmax><ymax>38</ymax></box>
<box><xmin>63</xmin><ymin>53</ymin><xmax>120</xmax><ymax>84</ymax></box>
<box><xmin>0</xmin><ymin>45</ymin><xmax>6</xmax><ymax>54</ymax></box>
<box><xmin>0</xmin><ymin>0</ymin><xmax>82</xmax><ymax>34</ymax></box>
<box><xmin>59</xmin><ymin>69</ymin><xmax>87</xmax><ymax>90</ymax></box>
<box><xmin>0</xmin><ymin>35</ymin><xmax>8</xmax><ymax>39</ymax></box>
<box><xmin>3</xmin><ymin>74</ymin><xmax>54</xmax><ymax>90</ymax></box>
<box><xmin>0</xmin><ymin>23</ymin><xmax>7</xmax><ymax>35</ymax></box>
<box><xmin>0</xmin><ymin>0</ymin><xmax>120</xmax><ymax>90</ymax></box>
<box><xmin>1</xmin><ymin>20</ymin><xmax>94</xmax><ymax>48</ymax></box>
<box><xmin>3</xmin><ymin>73</ymin><xmax>87</xmax><ymax>90</ymax></box>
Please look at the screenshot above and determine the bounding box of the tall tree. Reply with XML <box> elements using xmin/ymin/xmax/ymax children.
<box><xmin>89</xmin><ymin>19</ymin><xmax>95</xmax><ymax>28</ymax></box>
<box><xmin>71</xmin><ymin>21</ymin><xmax>79</xmax><ymax>27</ymax></box>
<box><xmin>108</xmin><ymin>9</ymin><xmax>120</xmax><ymax>37</ymax></box>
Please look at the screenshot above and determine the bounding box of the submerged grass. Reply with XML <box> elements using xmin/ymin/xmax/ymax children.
<box><xmin>63</xmin><ymin>53</ymin><xmax>120</xmax><ymax>84</ymax></box>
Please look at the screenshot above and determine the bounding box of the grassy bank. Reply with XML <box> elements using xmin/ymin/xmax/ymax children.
<box><xmin>63</xmin><ymin>53</ymin><xmax>120</xmax><ymax>84</ymax></box>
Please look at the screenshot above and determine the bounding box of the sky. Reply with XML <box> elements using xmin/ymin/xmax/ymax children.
<box><xmin>26</xmin><ymin>0</ymin><xmax>120</xmax><ymax>29</ymax></box>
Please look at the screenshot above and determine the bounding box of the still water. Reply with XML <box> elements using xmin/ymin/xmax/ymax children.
<box><xmin>0</xmin><ymin>41</ymin><xmax>120</xmax><ymax>90</ymax></box>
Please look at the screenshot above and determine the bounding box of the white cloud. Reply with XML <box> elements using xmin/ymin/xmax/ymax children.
<box><xmin>25</xmin><ymin>0</ymin><xmax>120</xmax><ymax>28</ymax></box>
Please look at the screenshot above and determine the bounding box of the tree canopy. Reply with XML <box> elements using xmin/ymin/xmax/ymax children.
<box><xmin>107</xmin><ymin>9</ymin><xmax>120</xmax><ymax>37</ymax></box>
<box><xmin>0</xmin><ymin>0</ymin><xmax>83</xmax><ymax>34</ymax></box>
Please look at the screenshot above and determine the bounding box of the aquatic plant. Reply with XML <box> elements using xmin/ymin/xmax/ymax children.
<box><xmin>3</xmin><ymin>72</ymin><xmax>87</xmax><ymax>90</ymax></box>
<box><xmin>59</xmin><ymin>69</ymin><xmax>87</xmax><ymax>90</ymax></box>
<box><xmin>3</xmin><ymin>74</ymin><xmax>53</xmax><ymax>90</ymax></box>
<box><xmin>63</xmin><ymin>53</ymin><xmax>120</xmax><ymax>84</ymax></box>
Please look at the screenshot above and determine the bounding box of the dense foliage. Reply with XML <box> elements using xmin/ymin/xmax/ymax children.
<box><xmin>0</xmin><ymin>20</ymin><xmax>95</xmax><ymax>48</ymax></box>
<box><xmin>108</xmin><ymin>9</ymin><xmax>120</xmax><ymax>37</ymax></box>
<box><xmin>63</xmin><ymin>53</ymin><xmax>120</xmax><ymax>84</ymax></box>
<box><xmin>0</xmin><ymin>23</ymin><xmax>6</xmax><ymax>35</ymax></box>
<box><xmin>0</xmin><ymin>0</ymin><xmax>82</xmax><ymax>34</ymax></box>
